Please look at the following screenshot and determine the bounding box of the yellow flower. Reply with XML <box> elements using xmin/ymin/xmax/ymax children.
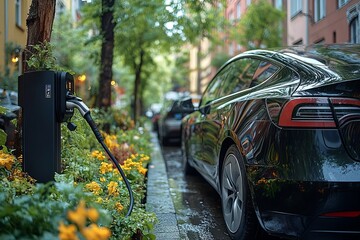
<box><xmin>107</xmin><ymin>181</ymin><xmax>119</xmax><ymax>196</ymax></box>
<box><xmin>112</xmin><ymin>169</ymin><xmax>119</xmax><ymax>175</ymax></box>
<box><xmin>99</xmin><ymin>162</ymin><xmax>113</xmax><ymax>174</ymax></box>
<box><xmin>81</xmin><ymin>223</ymin><xmax>111</xmax><ymax>240</ymax></box>
<box><xmin>115</xmin><ymin>202</ymin><xmax>124</xmax><ymax>213</ymax></box>
<box><xmin>138</xmin><ymin>167</ymin><xmax>147</xmax><ymax>175</ymax></box>
<box><xmin>85</xmin><ymin>181</ymin><xmax>102</xmax><ymax>195</ymax></box>
<box><xmin>91</xmin><ymin>150</ymin><xmax>106</xmax><ymax>161</ymax></box>
<box><xmin>100</xmin><ymin>177</ymin><xmax>106</xmax><ymax>182</ymax></box>
<box><xmin>140</xmin><ymin>155</ymin><xmax>150</xmax><ymax>162</ymax></box>
<box><xmin>0</xmin><ymin>151</ymin><xmax>15</xmax><ymax>170</ymax></box>
<box><xmin>96</xmin><ymin>197</ymin><xmax>103</xmax><ymax>204</ymax></box>
<box><xmin>104</xmin><ymin>134</ymin><xmax>120</xmax><ymax>150</ymax></box>
<box><xmin>58</xmin><ymin>222</ymin><xmax>79</xmax><ymax>240</ymax></box>
<box><xmin>67</xmin><ymin>200</ymin><xmax>87</xmax><ymax>228</ymax></box>
<box><xmin>87</xmin><ymin>207</ymin><xmax>99</xmax><ymax>222</ymax></box>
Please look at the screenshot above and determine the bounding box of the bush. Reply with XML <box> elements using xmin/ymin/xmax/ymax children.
<box><xmin>0</xmin><ymin>109</ymin><xmax>157</xmax><ymax>239</ymax></box>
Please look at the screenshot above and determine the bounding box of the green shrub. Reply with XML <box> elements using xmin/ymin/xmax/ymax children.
<box><xmin>0</xmin><ymin>109</ymin><xmax>157</xmax><ymax>239</ymax></box>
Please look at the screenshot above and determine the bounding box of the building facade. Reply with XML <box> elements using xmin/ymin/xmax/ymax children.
<box><xmin>188</xmin><ymin>0</ymin><xmax>360</xmax><ymax>96</ymax></box>
<box><xmin>288</xmin><ymin>0</ymin><xmax>360</xmax><ymax>45</ymax></box>
<box><xmin>0</xmin><ymin>0</ymin><xmax>31</xmax><ymax>79</ymax></box>
<box><xmin>188</xmin><ymin>0</ymin><xmax>287</xmax><ymax>96</ymax></box>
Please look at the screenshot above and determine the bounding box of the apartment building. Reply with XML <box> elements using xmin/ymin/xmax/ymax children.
<box><xmin>0</xmin><ymin>0</ymin><xmax>31</xmax><ymax>76</ymax></box>
<box><xmin>288</xmin><ymin>0</ymin><xmax>360</xmax><ymax>45</ymax></box>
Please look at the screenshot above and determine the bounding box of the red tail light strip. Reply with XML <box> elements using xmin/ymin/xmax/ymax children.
<box><xmin>278</xmin><ymin>98</ymin><xmax>336</xmax><ymax>128</ymax></box>
<box><xmin>322</xmin><ymin>211</ymin><xmax>360</xmax><ymax>218</ymax></box>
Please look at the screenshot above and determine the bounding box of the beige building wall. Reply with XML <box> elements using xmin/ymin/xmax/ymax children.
<box><xmin>287</xmin><ymin>0</ymin><xmax>308</xmax><ymax>45</ymax></box>
<box><xmin>0</xmin><ymin>0</ymin><xmax>32</xmax><ymax>74</ymax></box>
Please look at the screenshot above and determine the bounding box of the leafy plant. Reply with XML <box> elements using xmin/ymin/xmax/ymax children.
<box><xmin>25</xmin><ymin>41</ymin><xmax>74</xmax><ymax>74</ymax></box>
<box><xmin>26</xmin><ymin>41</ymin><xmax>56</xmax><ymax>70</ymax></box>
<box><xmin>0</xmin><ymin>108</ymin><xmax>157</xmax><ymax>239</ymax></box>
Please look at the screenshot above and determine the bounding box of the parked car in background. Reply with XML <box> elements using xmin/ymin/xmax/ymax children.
<box><xmin>0</xmin><ymin>89</ymin><xmax>20</xmax><ymax>147</ymax></box>
<box><xmin>145</xmin><ymin>103</ymin><xmax>162</xmax><ymax>132</ymax></box>
<box><xmin>158</xmin><ymin>97</ymin><xmax>196</xmax><ymax>145</ymax></box>
<box><xmin>181</xmin><ymin>44</ymin><xmax>360</xmax><ymax>240</ymax></box>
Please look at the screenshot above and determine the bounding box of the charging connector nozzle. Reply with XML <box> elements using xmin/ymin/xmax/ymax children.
<box><xmin>66</xmin><ymin>95</ymin><xmax>90</xmax><ymax>117</ymax></box>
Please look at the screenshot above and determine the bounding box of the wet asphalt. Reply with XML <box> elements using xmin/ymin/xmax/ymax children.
<box><xmin>146</xmin><ymin>133</ymin><xmax>280</xmax><ymax>240</ymax></box>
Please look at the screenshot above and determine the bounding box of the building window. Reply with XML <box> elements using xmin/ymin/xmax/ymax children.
<box><xmin>314</xmin><ymin>0</ymin><xmax>326</xmax><ymax>22</ymax></box>
<box><xmin>236</xmin><ymin>1</ymin><xmax>241</xmax><ymax>19</ymax></box>
<box><xmin>275</xmin><ymin>0</ymin><xmax>282</xmax><ymax>10</ymax></box>
<box><xmin>247</xmin><ymin>0</ymin><xmax>251</xmax><ymax>7</ymax></box>
<box><xmin>338</xmin><ymin>0</ymin><xmax>350</xmax><ymax>9</ymax></box>
<box><xmin>350</xmin><ymin>16</ymin><xmax>359</xmax><ymax>43</ymax></box>
<box><xmin>290</xmin><ymin>1</ymin><xmax>302</xmax><ymax>17</ymax></box>
<box><xmin>347</xmin><ymin>3</ymin><xmax>360</xmax><ymax>44</ymax></box>
<box><xmin>15</xmin><ymin>0</ymin><xmax>22</xmax><ymax>26</ymax></box>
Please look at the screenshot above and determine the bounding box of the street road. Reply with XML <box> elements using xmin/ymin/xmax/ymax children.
<box><xmin>161</xmin><ymin>142</ymin><xmax>281</xmax><ymax>240</ymax></box>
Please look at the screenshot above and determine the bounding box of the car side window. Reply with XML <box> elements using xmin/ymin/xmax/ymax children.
<box><xmin>219</xmin><ymin>58</ymin><xmax>260</xmax><ymax>96</ymax></box>
<box><xmin>249</xmin><ymin>61</ymin><xmax>279</xmax><ymax>88</ymax></box>
<box><xmin>200</xmin><ymin>66</ymin><xmax>228</xmax><ymax>107</ymax></box>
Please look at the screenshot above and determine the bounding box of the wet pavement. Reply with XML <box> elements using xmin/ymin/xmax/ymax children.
<box><xmin>163</xmin><ymin>145</ymin><xmax>231</xmax><ymax>240</ymax></box>
<box><xmin>146</xmin><ymin>133</ymin><xmax>230</xmax><ymax>239</ymax></box>
<box><xmin>146</xmin><ymin>134</ymin><xmax>281</xmax><ymax>240</ymax></box>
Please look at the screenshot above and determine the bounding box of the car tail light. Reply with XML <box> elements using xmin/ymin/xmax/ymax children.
<box><xmin>321</xmin><ymin>211</ymin><xmax>360</xmax><ymax>218</ymax></box>
<box><xmin>267</xmin><ymin>97</ymin><xmax>360</xmax><ymax>128</ymax></box>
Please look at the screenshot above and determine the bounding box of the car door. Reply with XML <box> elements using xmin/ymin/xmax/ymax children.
<box><xmin>187</xmin><ymin>66</ymin><xmax>226</xmax><ymax>169</ymax></box>
<box><xmin>196</xmin><ymin>57</ymin><xmax>262</xmax><ymax>181</ymax></box>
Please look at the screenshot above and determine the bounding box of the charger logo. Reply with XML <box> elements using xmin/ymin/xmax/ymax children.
<box><xmin>45</xmin><ymin>84</ymin><xmax>51</xmax><ymax>98</ymax></box>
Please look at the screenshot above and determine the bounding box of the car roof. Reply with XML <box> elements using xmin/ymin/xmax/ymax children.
<box><xmin>221</xmin><ymin>44</ymin><xmax>360</xmax><ymax>83</ymax></box>
<box><xmin>230</xmin><ymin>44</ymin><xmax>360</xmax><ymax>65</ymax></box>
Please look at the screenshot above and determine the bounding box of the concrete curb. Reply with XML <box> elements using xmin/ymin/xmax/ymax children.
<box><xmin>146</xmin><ymin>133</ymin><xmax>181</xmax><ymax>239</ymax></box>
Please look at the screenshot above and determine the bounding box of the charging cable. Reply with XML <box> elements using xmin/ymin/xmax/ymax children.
<box><xmin>66</xmin><ymin>95</ymin><xmax>134</xmax><ymax>217</ymax></box>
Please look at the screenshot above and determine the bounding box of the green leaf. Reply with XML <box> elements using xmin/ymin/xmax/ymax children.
<box><xmin>0</xmin><ymin>128</ymin><xmax>7</xmax><ymax>146</ymax></box>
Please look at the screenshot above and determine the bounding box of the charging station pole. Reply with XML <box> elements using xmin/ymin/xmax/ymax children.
<box><xmin>18</xmin><ymin>71</ymin><xmax>74</xmax><ymax>183</ymax></box>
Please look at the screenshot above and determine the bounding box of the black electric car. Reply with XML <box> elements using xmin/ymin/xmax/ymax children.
<box><xmin>181</xmin><ymin>44</ymin><xmax>360</xmax><ymax>240</ymax></box>
<box><xmin>158</xmin><ymin>97</ymin><xmax>196</xmax><ymax>145</ymax></box>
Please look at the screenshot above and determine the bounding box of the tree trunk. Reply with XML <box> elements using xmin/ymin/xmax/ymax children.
<box><xmin>133</xmin><ymin>49</ymin><xmax>145</xmax><ymax>124</ymax></box>
<box><xmin>16</xmin><ymin>0</ymin><xmax>56</xmax><ymax>158</ymax></box>
<box><xmin>97</xmin><ymin>0</ymin><xmax>115</xmax><ymax>110</ymax></box>
<box><xmin>23</xmin><ymin>0</ymin><xmax>56</xmax><ymax>72</ymax></box>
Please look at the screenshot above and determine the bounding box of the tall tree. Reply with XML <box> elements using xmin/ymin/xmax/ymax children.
<box><xmin>115</xmin><ymin>0</ymin><xmax>181</xmax><ymax>123</ymax></box>
<box><xmin>179</xmin><ymin>1</ymin><xmax>226</xmax><ymax>95</ymax></box>
<box><xmin>115</xmin><ymin>0</ymin><xmax>223</xmax><ymax>122</ymax></box>
<box><xmin>97</xmin><ymin>0</ymin><xmax>115</xmax><ymax>109</ymax></box>
<box><xmin>231</xmin><ymin>0</ymin><xmax>285</xmax><ymax>50</ymax></box>
<box><xmin>24</xmin><ymin>0</ymin><xmax>56</xmax><ymax>72</ymax></box>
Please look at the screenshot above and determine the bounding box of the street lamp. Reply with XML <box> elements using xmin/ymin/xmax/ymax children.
<box><xmin>77</xmin><ymin>74</ymin><xmax>86</xmax><ymax>82</ymax></box>
<box><xmin>11</xmin><ymin>56</ymin><xmax>19</xmax><ymax>63</ymax></box>
<box><xmin>10</xmin><ymin>47</ymin><xmax>21</xmax><ymax>64</ymax></box>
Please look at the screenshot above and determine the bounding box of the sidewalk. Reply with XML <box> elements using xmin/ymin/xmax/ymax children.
<box><xmin>146</xmin><ymin>132</ymin><xmax>181</xmax><ymax>239</ymax></box>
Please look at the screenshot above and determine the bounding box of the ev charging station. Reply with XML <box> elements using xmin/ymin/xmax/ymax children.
<box><xmin>18</xmin><ymin>71</ymin><xmax>75</xmax><ymax>183</ymax></box>
<box><xmin>18</xmin><ymin>70</ymin><xmax>134</xmax><ymax>216</ymax></box>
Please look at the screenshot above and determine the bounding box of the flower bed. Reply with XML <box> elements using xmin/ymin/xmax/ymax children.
<box><xmin>0</xmin><ymin>110</ymin><xmax>157</xmax><ymax>239</ymax></box>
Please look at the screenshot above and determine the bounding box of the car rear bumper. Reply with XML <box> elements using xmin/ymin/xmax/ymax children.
<box><xmin>252</xmin><ymin>181</ymin><xmax>360</xmax><ymax>239</ymax></box>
